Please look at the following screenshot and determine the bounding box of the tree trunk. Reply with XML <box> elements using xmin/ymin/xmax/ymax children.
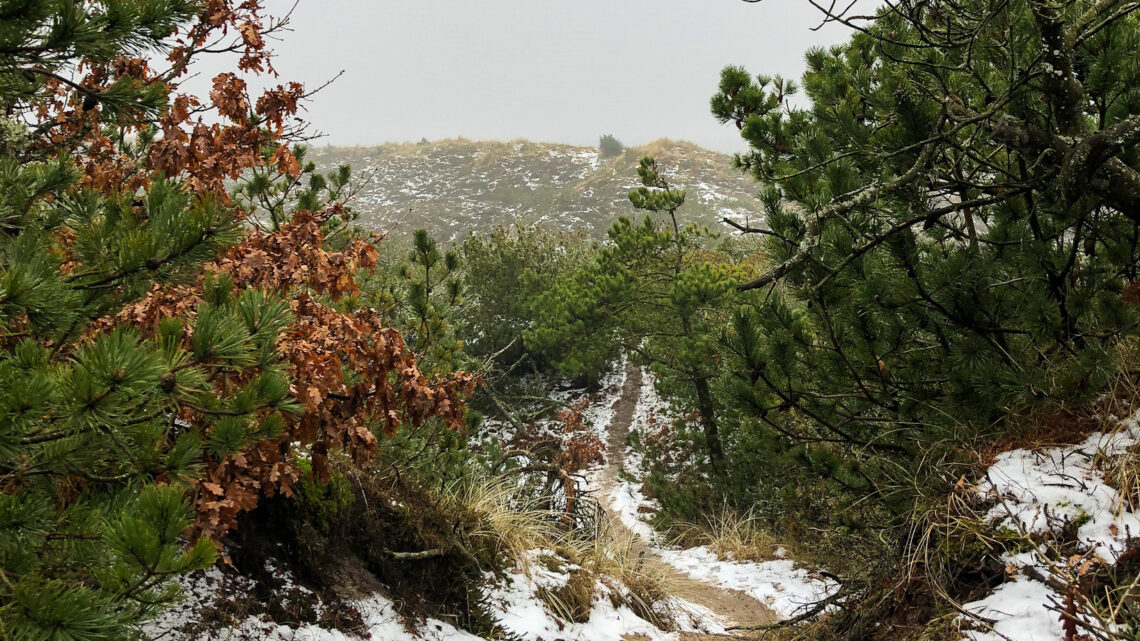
<box><xmin>694</xmin><ymin>376</ymin><xmax>724</xmax><ymax>474</ymax></box>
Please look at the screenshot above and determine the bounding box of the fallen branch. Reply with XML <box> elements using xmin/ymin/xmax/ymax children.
<box><xmin>385</xmin><ymin>548</ymin><xmax>446</xmax><ymax>561</ymax></box>
<box><xmin>726</xmin><ymin>589</ymin><xmax>845</xmax><ymax>631</ymax></box>
<box><xmin>722</xmin><ymin>217</ymin><xmax>782</xmax><ymax>237</ymax></box>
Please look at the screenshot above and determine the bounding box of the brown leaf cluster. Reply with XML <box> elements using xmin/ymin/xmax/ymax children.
<box><xmin>96</xmin><ymin>207</ymin><xmax>476</xmax><ymax>540</ymax></box>
<box><xmin>40</xmin><ymin>0</ymin><xmax>477</xmax><ymax>544</ymax></box>
<box><xmin>507</xmin><ymin>397</ymin><xmax>604</xmax><ymax>518</ymax></box>
<box><xmin>552</xmin><ymin>398</ymin><xmax>606</xmax><ymax>476</ymax></box>
<box><xmin>31</xmin><ymin>1</ymin><xmax>302</xmax><ymax>196</ymax></box>
<box><xmin>508</xmin><ymin>398</ymin><xmax>604</xmax><ymax>479</ymax></box>
<box><xmin>215</xmin><ymin>208</ymin><xmax>375</xmax><ymax>298</ymax></box>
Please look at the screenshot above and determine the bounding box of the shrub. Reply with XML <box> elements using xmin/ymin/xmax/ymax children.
<box><xmin>598</xmin><ymin>134</ymin><xmax>626</xmax><ymax>157</ymax></box>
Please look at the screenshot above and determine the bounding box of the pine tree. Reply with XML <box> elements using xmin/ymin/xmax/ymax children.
<box><xmin>395</xmin><ymin>229</ymin><xmax>465</xmax><ymax>375</ymax></box>
<box><xmin>0</xmin><ymin>2</ymin><xmax>243</xmax><ymax>635</ymax></box>
<box><xmin>711</xmin><ymin>0</ymin><xmax>1140</xmax><ymax>521</ymax></box>
<box><xmin>598</xmin><ymin>134</ymin><xmax>625</xmax><ymax>158</ymax></box>
<box><xmin>460</xmin><ymin>224</ymin><xmax>594</xmax><ymax>363</ymax></box>
<box><xmin>0</xmin><ymin>3</ymin><xmax>476</xmax><ymax>637</ymax></box>
<box><xmin>234</xmin><ymin>144</ymin><xmax>357</xmax><ymax>235</ymax></box>
<box><xmin>527</xmin><ymin>157</ymin><xmax>739</xmax><ymax>471</ymax></box>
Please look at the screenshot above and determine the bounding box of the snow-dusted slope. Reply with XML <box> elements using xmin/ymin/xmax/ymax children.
<box><xmin>310</xmin><ymin>138</ymin><xmax>765</xmax><ymax>242</ymax></box>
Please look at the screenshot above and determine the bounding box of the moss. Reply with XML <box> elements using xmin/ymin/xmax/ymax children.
<box><xmin>1073</xmin><ymin>509</ymin><xmax>1093</xmax><ymax>530</ymax></box>
<box><xmin>292</xmin><ymin>458</ymin><xmax>356</xmax><ymax>537</ymax></box>
<box><xmin>537</xmin><ymin>553</ymin><xmax>565</xmax><ymax>573</ymax></box>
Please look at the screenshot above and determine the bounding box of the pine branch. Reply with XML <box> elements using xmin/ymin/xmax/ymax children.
<box><xmin>809</xmin><ymin>188</ymin><xmax>1031</xmax><ymax>294</ymax></box>
<box><xmin>737</xmin><ymin>143</ymin><xmax>936</xmax><ymax>291</ymax></box>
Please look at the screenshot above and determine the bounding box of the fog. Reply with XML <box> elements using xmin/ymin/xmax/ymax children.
<box><xmin>189</xmin><ymin>1</ymin><xmax>856</xmax><ymax>152</ymax></box>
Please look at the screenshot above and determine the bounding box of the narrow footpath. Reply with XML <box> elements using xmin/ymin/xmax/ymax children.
<box><xmin>594</xmin><ymin>365</ymin><xmax>778</xmax><ymax>640</ymax></box>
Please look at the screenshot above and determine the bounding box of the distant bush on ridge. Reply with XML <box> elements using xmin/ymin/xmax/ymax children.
<box><xmin>598</xmin><ymin>134</ymin><xmax>625</xmax><ymax>157</ymax></box>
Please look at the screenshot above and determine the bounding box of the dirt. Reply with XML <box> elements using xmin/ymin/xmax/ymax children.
<box><xmin>595</xmin><ymin>365</ymin><xmax>778</xmax><ymax>640</ymax></box>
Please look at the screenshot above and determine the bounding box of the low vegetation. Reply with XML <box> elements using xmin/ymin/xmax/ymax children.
<box><xmin>4</xmin><ymin>1</ymin><xmax>1140</xmax><ymax>640</ymax></box>
<box><xmin>598</xmin><ymin>134</ymin><xmax>626</xmax><ymax>158</ymax></box>
<box><xmin>307</xmin><ymin>137</ymin><xmax>765</xmax><ymax>242</ymax></box>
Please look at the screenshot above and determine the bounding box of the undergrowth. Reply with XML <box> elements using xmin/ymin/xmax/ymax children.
<box><xmin>626</xmin><ymin>347</ymin><xmax>1140</xmax><ymax>641</ymax></box>
<box><xmin>198</xmin><ymin>448</ymin><xmax>685</xmax><ymax>638</ymax></box>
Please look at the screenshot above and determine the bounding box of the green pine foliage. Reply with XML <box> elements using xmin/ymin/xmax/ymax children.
<box><xmin>393</xmin><ymin>229</ymin><xmax>466</xmax><ymax>375</ymax></box>
<box><xmin>0</xmin><ymin>0</ymin><xmax>200</xmax><ymax>120</ymax></box>
<box><xmin>700</xmin><ymin>0</ymin><xmax>1140</xmax><ymax>559</ymax></box>
<box><xmin>0</xmin><ymin>2</ymin><xmax>298</xmax><ymax>637</ymax></box>
<box><xmin>5</xmin><ymin>0</ymin><xmax>1138</xmax><ymax>637</ymax></box>
<box><xmin>351</xmin><ymin>229</ymin><xmax>475</xmax><ymax>487</ymax></box>
<box><xmin>460</xmin><ymin>224</ymin><xmax>595</xmax><ymax>364</ymax></box>
<box><xmin>526</xmin><ymin>157</ymin><xmax>740</xmax><ymax>469</ymax></box>
<box><xmin>0</xmin><ymin>263</ymin><xmax>301</xmax><ymax>634</ymax></box>
<box><xmin>235</xmin><ymin>144</ymin><xmax>357</xmax><ymax>236</ymax></box>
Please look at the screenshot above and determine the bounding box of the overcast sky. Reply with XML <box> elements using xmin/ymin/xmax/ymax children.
<box><xmin>193</xmin><ymin>1</ymin><xmax>856</xmax><ymax>153</ymax></box>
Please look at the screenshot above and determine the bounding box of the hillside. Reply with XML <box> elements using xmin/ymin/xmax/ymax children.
<box><xmin>309</xmin><ymin>138</ymin><xmax>765</xmax><ymax>241</ymax></box>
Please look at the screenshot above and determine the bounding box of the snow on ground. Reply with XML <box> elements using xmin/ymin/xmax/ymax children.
<box><xmin>960</xmin><ymin>411</ymin><xmax>1140</xmax><ymax>641</ymax></box>
<box><xmin>213</xmin><ymin>594</ymin><xmax>484</xmax><ymax>641</ymax></box>
<box><xmin>609</xmin><ymin>476</ymin><xmax>661</xmax><ymax>543</ymax></box>
<box><xmin>144</xmin><ymin>550</ymin><xmax>722</xmax><ymax>641</ymax></box>
<box><xmin>605</xmin><ymin>368</ymin><xmax>670</xmax><ymax>513</ymax></box>
<box><xmin>485</xmin><ymin>551</ymin><xmax>725</xmax><ymax>641</ymax></box>
<box><xmin>144</xmin><ymin>363</ymin><xmax>838</xmax><ymax>640</ymax></box>
<box><xmin>630</xmin><ymin>368</ymin><xmax>671</xmax><ymax>435</ymax></box>
<box><xmin>141</xmin><ymin>566</ymin><xmax>244</xmax><ymax>640</ymax></box>
<box><xmin>579</xmin><ymin>357</ymin><xmax>628</xmax><ymax>448</ymax></box>
<box><xmin>961</xmin><ymin>577</ymin><xmax>1066</xmax><ymax>641</ymax></box>
<box><xmin>141</xmin><ymin>565</ymin><xmax>483</xmax><ymax>641</ymax></box>
<box><xmin>601</xmin><ymin>369</ymin><xmax>666</xmax><ymax>542</ymax></box>
<box><xmin>600</xmin><ymin>368</ymin><xmax>839</xmax><ymax>621</ymax></box>
<box><xmin>657</xmin><ymin>547</ymin><xmax>837</xmax><ymax>619</ymax></box>
<box><xmin>983</xmin><ymin>419</ymin><xmax>1140</xmax><ymax>563</ymax></box>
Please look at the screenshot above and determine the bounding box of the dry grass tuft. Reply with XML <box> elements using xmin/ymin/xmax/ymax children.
<box><xmin>537</xmin><ymin>568</ymin><xmax>597</xmax><ymax>623</ymax></box>
<box><xmin>670</xmin><ymin>506</ymin><xmax>790</xmax><ymax>563</ymax></box>
<box><xmin>440</xmin><ymin>477</ymin><xmax>682</xmax><ymax>628</ymax></box>
<box><xmin>1099</xmin><ymin>441</ymin><xmax>1140</xmax><ymax>512</ymax></box>
<box><xmin>537</xmin><ymin>521</ymin><xmax>678</xmax><ymax>629</ymax></box>
<box><xmin>590</xmin><ymin>531</ymin><xmax>675</xmax><ymax>629</ymax></box>
<box><xmin>439</xmin><ymin>477</ymin><xmax>561</xmax><ymax>569</ymax></box>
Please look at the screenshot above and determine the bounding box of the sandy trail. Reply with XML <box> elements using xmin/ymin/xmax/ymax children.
<box><xmin>593</xmin><ymin>365</ymin><xmax>777</xmax><ymax>640</ymax></box>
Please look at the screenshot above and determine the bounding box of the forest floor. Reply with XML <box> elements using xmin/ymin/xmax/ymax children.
<box><xmin>588</xmin><ymin>364</ymin><xmax>1140</xmax><ymax>641</ymax></box>
<box><xmin>592</xmin><ymin>365</ymin><xmax>778</xmax><ymax>640</ymax></box>
<box><xmin>144</xmin><ymin>362</ymin><xmax>839</xmax><ymax>641</ymax></box>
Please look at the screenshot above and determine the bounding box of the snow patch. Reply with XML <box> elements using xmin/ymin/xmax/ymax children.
<box><xmin>609</xmin><ymin>478</ymin><xmax>661</xmax><ymax>543</ymax></box>
<box><xmin>960</xmin><ymin>411</ymin><xmax>1140</xmax><ymax>641</ymax></box>
<box><xmin>483</xmin><ymin>551</ymin><xmax>723</xmax><ymax>641</ymax></box>
<box><xmin>962</xmin><ymin>578</ymin><xmax>1065</xmax><ymax>641</ymax></box>
<box><xmin>657</xmin><ymin>546</ymin><xmax>838</xmax><ymax>619</ymax></box>
<box><xmin>142</xmin><ymin>564</ymin><xmax>483</xmax><ymax>641</ymax></box>
<box><xmin>982</xmin><ymin>419</ymin><xmax>1140</xmax><ymax>563</ymax></box>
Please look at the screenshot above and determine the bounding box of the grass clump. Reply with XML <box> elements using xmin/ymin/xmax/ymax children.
<box><xmin>537</xmin><ymin>567</ymin><xmax>597</xmax><ymax>623</ymax></box>
<box><xmin>670</xmin><ymin>506</ymin><xmax>790</xmax><ymax>563</ymax></box>
<box><xmin>592</xmin><ymin>533</ymin><xmax>674</xmax><ymax>629</ymax></box>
